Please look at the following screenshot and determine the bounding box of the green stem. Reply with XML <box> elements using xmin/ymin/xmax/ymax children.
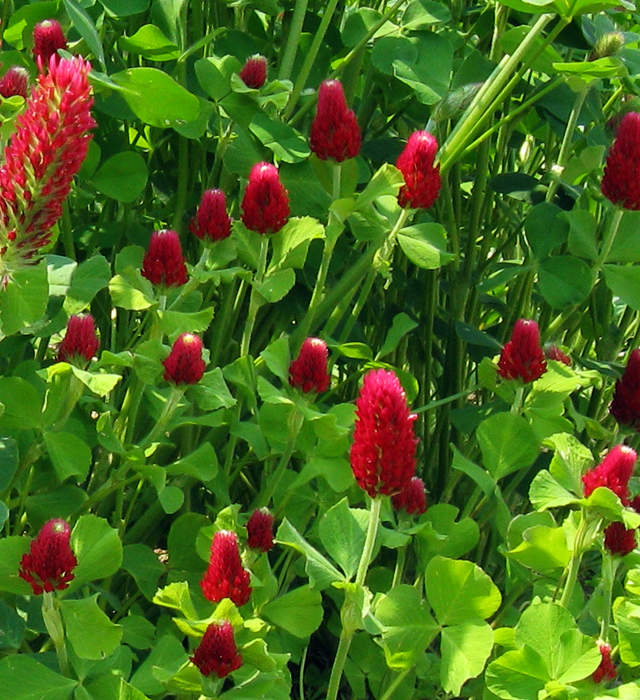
<box><xmin>240</xmin><ymin>237</ymin><xmax>269</xmax><ymax>357</ymax></box>
<box><xmin>172</xmin><ymin>137</ymin><xmax>189</xmax><ymax>232</ymax></box>
<box><xmin>601</xmin><ymin>552</ymin><xmax>619</xmax><ymax>642</ymax></box>
<box><xmin>595</xmin><ymin>207</ymin><xmax>624</xmax><ymax>272</ymax></box>
<box><xmin>560</xmin><ymin>509</ymin><xmax>589</xmax><ymax>608</ymax></box>
<box><xmin>511</xmin><ymin>385</ymin><xmax>525</xmax><ymax>415</ymax></box>
<box><xmin>278</xmin><ymin>0</ymin><xmax>309</xmax><ymax>80</ymax></box>
<box><xmin>356</xmin><ymin>497</ymin><xmax>382</xmax><ymax>586</ymax></box>
<box><xmin>391</xmin><ymin>544</ymin><xmax>407</xmax><ymax>588</ymax></box>
<box><xmin>42</xmin><ymin>593</ymin><xmax>69</xmax><ymax>676</ymax></box>
<box><xmin>379</xmin><ymin>668</ymin><xmax>412</xmax><ymax>700</ymax></box>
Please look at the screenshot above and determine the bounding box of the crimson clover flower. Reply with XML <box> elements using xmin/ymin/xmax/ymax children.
<box><xmin>610</xmin><ymin>349</ymin><xmax>640</xmax><ymax>430</ymax></box>
<box><xmin>593</xmin><ymin>641</ymin><xmax>616</xmax><ymax>683</ymax></box>
<box><xmin>239</xmin><ymin>55</ymin><xmax>267</xmax><ymax>89</ymax></box>
<box><xmin>0</xmin><ymin>66</ymin><xmax>29</xmax><ymax>99</ymax></box>
<box><xmin>201</xmin><ymin>530</ymin><xmax>252</xmax><ymax>607</ymax></box>
<box><xmin>391</xmin><ymin>476</ymin><xmax>427</xmax><ymax>516</ymax></box>
<box><xmin>396</xmin><ymin>130</ymin><xmax>441</xmax><ymax>210</ymax></box>
<box><xmin>289</xmin><ymin>337</ymin><xmax>330</xmax><ymax>394</ymax></box>
<box><xmin>141</xmin><ymin>229</ymin><xmax>188</xmax><ymax>289</ymax></box>
<box><xmin>191</xmin><ymin>621</ymin><xmax>243</xmax><ymax>678</ymax></box>
<box><xmin>602</xmin><ymin>112</ymin><xmax>640</xmax><ymax>210</ymax></box>
<box><xmin>190</xmin><ymin>189</ymin><xmax>232</xmax><ymax>242</ymax></box>
<box><xmin>350</xmin><ymin>368</ymin><xmax>418</xmax><ymax>498</ymax></box>
<box><xmin>544</xmin><ymin>344</ymin><xmax>571</xmax><ymax>366</ymax></box>
<box><xmin>163</xmin><ymin>333</ymin><xmax>206</xmax><ymax>385</ymax></box>
<box><xmin>241</xmin><ymin>162</ymin><xmax>290</xmax><ymax>235</ymax></box>
<box><xmin>33</xmin><ymin>20</ymin><xmax>67</xmax><ymax>68</ymax></box>
<box><xmin>19</xmin><ymin>519</ymin><xmax>78</xmax><ymax>595</ymax></box>
<box><xmin>246</xmin><ymin>508</ymin><xmax>275</xmax><ymax>553</ymax></box>
<box><xmin>310</xmin><ymin>79</ymin><xmax>361</xmax><ymax>163</ymax></box>
<box><xmin>498</xmin><ymin>319</ymin><xmax>547</xmax><ymax>384</ymax></box>
<box><xmin>582</xmin><ymin>444</ymin><xmax>636</xmax><ymax>503</ymax></box>
<box><xmin>603</xmin><ymin>495</ymin><xmax>640</xmax><ymax>557</ymax></box>
<box><xmin>57</xmin><ymin>314</ymin><xmax>100</xmax><ymax>366</ymax></box>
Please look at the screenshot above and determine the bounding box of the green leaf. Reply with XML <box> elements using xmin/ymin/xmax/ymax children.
<box><xmin>189</xmin><ymin>368</ymin><xmax>236</xmax><ymax>412</ymax></box>
<box><xmin>507</xmin><ymin>524</ymin><xmax>571</xmax><ymax>571</ymax></box>
<box><xmin>0</xmin><ymin>536</ymin><xmax>31</xmax><ymax>594</ymax></box>
<box><xmin>0</xmin><ymin>655</ymin><xmax>77</xmax><ymax>700</ymax></box>
<box><xmin>62</xmin><ymin>0</ymin><xmax>106</xmax><ymax>69</ymax></box>
<box><xmin>91</xmin><ymin>152</ymin><xmax>148</xmax><ymax>203</ymax></box>
<box><xmin>99</xmin><ymin>0</ymin><xmax>150</xmax><ymax>16</ymax></box>
<box><xmin>545</xmin><ymin>432</ymin><xmax>592</xmax><ymax>495</ymax></box>
<box><xmin>564</xmin><ymin>209</ymin><xmax>598</xmax><ymax>260</ymax></box>
<box><xmin>69</xmin><ymin>366</ymin><xmax>123</xmax><ymax>397</ymax></box>
<box><xmin>553</xmin><ymin>56</ymin><xmax>627</xmax><ymax>79</ymax></box>
<box><xmin>0</xmin><ymin>262</ymin><xmax>49</xmax><ymax>336</ymax></box>
<box><xmin>110</xmin><ymin>68</ymin><xmax>200</xmax><ymax>128</ymax></box>
<box><xmin>269</xmin><ymin>217</ymin><xmax>325</xmax><ymax>271</ymax></box>
<box><xmin>70</xmin><ymin>515</ymin><xmax>123</xmax><ymax>589</ymax></box>
<box><xmin>3</xmin><ymin>1</ymin><xmax>60</xmax><ymax>50</ymax></box>
<box><xmin>159</xmin><ymin>485</ymin><xmax>184</xmax><ymax>514</ymax></box>
<box><xmin>0</xmin><ymin>437</ymin><xmax>18</xmax><ymax>492</ymax></box>
<box><xmin>167</xmin><ymin>443</ymin><xmax>218</xmax><ymax>481</ymax></box>
<box><xmin>122</xmin><ymin>544</ymin><xmax>165</xmax><ymax>600</ymax></box>
<box><xmin>195</xmin><ymin>55</ymin><xmax>242</xmax><ymax>102</ymax></box>
<box><xmin>477</xmin><ymin>413</ymin><xmax>539</xmax><ymax>480</ymax></box>
<box><xmin>260</xmin><ymin>337</ymin><xmax>291</xmax><ymax>382</ymax></box>
<box><xmin>0</xmin><ymin>598</ymin><xmax>26</xmax><ymax>650</ymax></box>
<box><xmin>121</xmin><ymin>614</ymin><xmax>155</xmax><ymax>650</ymax></box>
<box><xmin>397</xmin><ymin>223</ymin><xmax>455</xmax><ymax>269</ymax></box>
<box><xmin>60</xmin><ymin>595</ymin><xmax>122</xmax><ymax>660</ymax></box>
<box><xmin>585</xmin><ymin>487</ymin><xmax>640</xmax><ymax>528</ymax></box>
<box><xmin>318</xmin><ymin>498</ymin><xmax>367</xmax><ymax>580</ymax></box>
<box><xmin>524</xmin><ymin>202</ymin><xmax>569</xmax><ymax>259</ymax></box>
<box><xmin>425</xmin><ymin>556</ymin><xmax>501</xmax><ymax>626</ymax></box>
<box><xmin>376</xmin><ymin>313</ymin><xmax>418</xmax><ymax>359</ymax></box>
<box><xmin>109</xmin><ymin>269</ymin><xmax>156</xmax><ymax>311</ymax></box>
<box><xmin>538</xmin><ymin>256</ymin><xmax>593</xmax><ymax>309</ymax></box>
<box><xmin>441</xmin><ymin>620</ymin><xmax>494</xmax><ymax>694</ymax></box>
<box><xmin>607</xmin><ymin>211</ymin><xmax>640</xmax><ymax>263</ymax></box>
<box><xmin>451</xmin><ymin>447</ymin><xmax>496</xmax><ymax>497</ymax></box>
<box><xmin>0</xmin><ymin>377</ymin><xmax>42</xmax><ymax>431</ymax></box>
<box><xmin>354</xmin><ymin>163</ymin><xmax>404</xmax><ymax>211</ymax></box>
<box><xmin>262</xmin><ymin>585</ymin><xmax>323</xmax><ymax>637</ymax></box>
<box><xmin>119</xmin><ymin>24</ymin><xmax>179</xmax><ymax>60</ymax></box>
<box><xmin>157</xmin><ymin>307</ymin><xmax>214</xmax><ymax>338</ymax></box>
<box><xmin>153</xmin><ymin>581</ymin><xmax>198</xmax><ymax>619</ymax></box>
<box><xmin>416</xmin><ymin>503</ymin><xmax>480</xmax><ymax>563</ymax></box>
<box><xmin>255</xmin><ymin>268</ymin><xmax>296</xmax><ymax>303</ymax></box>
<box><xmin>529</xmin><ymin>471</ymin><xmax>579</xmax><ymax>511</ymax></box>
<box><xmin>44</xmin><ymin>431</ymin><xmax>92</xmax><ymax>482</ymax></box>
<box><xmin>614</xmin><ymin>598</ymin><xmax>640</xmax><ymax>667</ymax></box>
<box><xmin>374</xmin><ymin>584</ymin><xmax>439</xmax><ymax>670</ymax></box>
<box><xmin>604</xmin><ymin>265</ymin><xmax>640</xmax><ymax>311</ymax></box>
<box><xmin>392</xmin><ymin>34</ymin><xmax>453</xmax><ymax>105</ymax></box>
<box><xmin>485</xmin><ymin>646</ymin><xmax>548</xmax><ymax>700</ymax></box>
<box><xmin>64</xmin><ymin>255</ymin><xmax>111</xmax><ymax>315</ymax></box>
<box><xmin>47</xmin><ymin>255</ymin><xmax>77</xmax><ymax>297</ymax></box>
<box><xmin>249</xmin><ymin>113</ymin><xmax>310</xmax><ymax>164</ymax></box>
<box><xmin>129</xmin><ymin>634</ymin><xmax>188</xmax><ymax>696</ymax></box>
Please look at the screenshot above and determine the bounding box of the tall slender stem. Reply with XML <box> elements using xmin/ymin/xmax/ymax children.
<box><xmin>240</xmin><ymin>237</ymin><xmax>269</xmax><ymax>357</ymax></box>
<box><xmin>278</xmin><ymin>0</ymin><xmax>309</xmax><ymax>80</ymax></box>
<box><xmin>560</xmin><ymin>509</ymin><xmax>589</xmax><ymax>608</ymax></box>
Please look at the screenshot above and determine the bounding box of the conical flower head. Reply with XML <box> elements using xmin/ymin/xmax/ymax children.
<box><xmin>289</xmin><ymin>337</ymin><xmax>330</xmax><ymax>393</ymax></box>
<box><xmin>0</xmin><ymin>56</ymin><xmax>95</xmax><ymax>273</ymax></box>
<box><xmin>0</xmin><ymin>66</ymin><xmax>29</xmax><ymax>99</ymax></box>
<box><xmin>602</xmin><ymin>112</ymin><xmax>640</xmax><ymax>210</ymax></box>
<box><xmin>582</xmin><ymin>444</ymin><xmax>636</xmax><ymax>503</ymax></box>
<box><xmin>610</xmin><ymin>349</ymin><xmax>640</xmax><ymax>430</ymax></box>
<box><xmin>33</xmin><ymin>20</ymin><xmax>68</xmax><ymax>68</ymax></box>
<box><xmin>247</xmin><ymin>508</ymin><xmax>274</xmax><ymax>553</ymax></box>
<box><xmin>498</xmin><ymin>319</ymin><xmax>547</xmax><ymax>384</ymax></box>
<box><xmin>163</xmin><ymin>333</ymin><xmax>206</xmax><ymax>385</ymax></box>
<box><xmin>241</xmin><ymin>162</ymin><xmax>290</xmax><ymax>234</ymax></box>
<box><xmin>350</xmin><ymin>369</ymin><xmax>418</xmax><ymax>498</ymax></box>
<box><xmin>19</xmin><ymin>518</ymin><xmax>78</xmax><ymax>595</ymax></box>
<box><xmin>593</xmin><ymin>641</ymin><xmax>616</xmax><ymax>683</ymax></box>
<box><xmin>604</xmin><ymin>521</ymin><xmax>637</xmax><ymax>556</ymax></box>
<box><xmin>310</xmin><ymin>80</ymin><xmax>361</xmax><ymax>162</ymax></box>
<box><xmin>201</xmin><ymin>530</ymin><xmax>252</xmax><ymax>606</ymax></box>
<box><xmin>544</xmin><ymin>344</ymin><xmax>571</xmax><ymax>366</ymax></box>
<box><xmin>57</xmin><ymin>314</ymin><xmax>99</xmax><ymax>365</ymax></box>
<box><xmin>391</xmin><ymin>476</ymin><xmax>427</xmax><ymax>515</ymax></box>
<box><xmin>190</xmin><ymin>189</ymin><xmax>232</xmax><ymax>242</ymax></box>
<box><xmin>191</xmin><ymin>621</ymin><xmax>243</xmax><ymax>678</ymax></box>
<box><xmin>141</xmin><ymin>229</ymin><xmax>188</xmax><ymax>288</ymax></box>
<box><xmin>239</xmin><ymin>55</ymin><xmax>267</xmax><ymax>89</ymax></box>
<box><xmin>396</xmin><ymin>131</ymin><xmax>441</xmax><ymax>209</ymax></box>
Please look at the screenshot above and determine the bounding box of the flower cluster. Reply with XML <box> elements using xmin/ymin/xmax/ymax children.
<box><xmin>289</xmin><ymin>337</ymin><xmax>330</xmax><ymax>393</ymax></box>
<box><xmin>246</xmin><ymin>508</ymin><xmax>275</xmax><ymax>553</ymax></box>
<box><xmin>610</xmin><ymin>349</ymin><xmax>640</xmax><ymax>430</ymax></box>
<box><xmin>0</xmin><ymin>67</ymin><xmax>29</xmax><ymax>99</ymax></box>
<box><xmin>498</xmin><ymin>319</ymin><xmax>547</xmax><ymax>384</ymax></box>
<box><xmin>241</xmin><ymin>162</ymin><xmax>289</xmax><ymax>235</ymax></box>
<box><xmin>582</xmin><ymin>444</ymin><xmax>636</xmax><ymax>502</ymax></box>
<box><xmin>19</xmin><ymin>519</ymin><xmax>78</xmax><ymax>595</ymax></box>
<box><xmin>310</xmin><ymin>80</ymin><xmax>361</xmax><ymax>162</ymax></box>
<box><xmin>191</xmin><ymin>621</ymin><xmax>243</xmax><ymax>678</ymax></box>
<box><xmin>396</xmin><ymin>131</ymin><xmax>441</xmax><ymax>209</ymax></box>
<box><xmin>602</xmin><ymin>112</ymin><xmax>640</xmax><ymax>210</ymax></box>
<box><xmin>603</xmin><ymin>495</ymin><xmax>640</xmax><ymax>557</ymax></box>
<box><xmin>239</xmin><ymin>55</ymin><xmax>267</xmax><ymax>89</ymax></box>
<box><xmin>201</xmin><ymin>530</ymin><xmax>252</xmax><ymax>607</ymax></box>
<box><xmin>141</xmin><ymin>230</ymin><xmax>188</xmax><ymax>288</ymax></box>
<box><xmin>391</xmin><ymin>476</ymin><xmax>427</xmax><ymax>516</ymax></box>
<box><xmin>544</xmin><ymin>344</ymin><xmax>571</xmax><ymax>366</ymax></box>
<box><xmin>33</xmin><ymin>20</ymin><xmax>67</xmax><ymax>68</ymax></box>
<box><xmin>593</xmin><ymin>641</ymin><xmax>616</xmax><ymax>683</ymax></box>
<box><xmin>57</xmin><ymin>314</ymin><xmax>100</xmax><ymax>365</ymax></box>
<box><xmin>163</xmin><ymin>333</ymin><xmax>206</xmax><ymax>385</ymax></box>
<box><xmin>350</xmin><ymin>369</ymin><xmax>418</xmax><ymax>498</ymax></box>
<box><xmin>190</xmin><ymin>189</ymin><xmax>232</xmax><ymax>242</ymax></box>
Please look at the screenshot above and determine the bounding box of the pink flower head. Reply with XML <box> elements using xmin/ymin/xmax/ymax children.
<box><xmin>189</xmin><ymin>189</ymin><xmax>232</xmax><ymax>242</ymax></box>
<box><xmin>241</xmin><ymin>162</ymin><xmax>290</xmax><ymax>234</ymax></box>
<box><xmin>0</xmin><ymin>56</ymin><xmax>95</xmax><ymax>270</ymax></box>
<box><xmin>498</xmin><ymin>319</ymin><xmax>547</xmax><ymax>384</ymax></box>
<box><xmin>289</xmin><ymin>337</ymin><xmax>330</xmax><ymax>393</ymax></box>
<box><xmin>582</xmin><ymin>444</ymin><xmax>636</xmax><ymax>503</ymax></box>
<box><xmin>19</xmin><ymin>519</ymin><xmax>78</xmax><ymax>595</ymax></box>
<box><xmin>247</xmin><ymin>508</ymin><xmax>274</xmax><ymax>552</ymax></box>
<box><xmin>57</xmin><ymin>314</ymin><xmax>99</xmax><ymax>365</ymax></box>
<box><xmin>0</xmin><ymin>67</ymin><xmax>29</xmax><ymax>99</ymax></box>
<box><xmin>610</xmin><ymin>349</ymin><xmax>640</xmax><ymax>430</ymax></box>
<box><xmin>310</xmin><ymin>79</ymin><xmax>361</xmax><ymax>162</ymax></box>
<box><xmin>141</xmin><ymin>229</ymin><xmax>188</xmax><ymax>288</ymax></box>
<box><xmin>544</xmin><ymin>344</ymin><xmax>571</xmax><ymax>366</ymax></box>
<box><xmin>239</xmin><ymin>55</ymin><xmax>267</xmax><ymax>89</ymax></box>
<box><xmin>391</xmin><ymin>476</ymin><xmax>427</xmax><ymax>516</ymax></box>
<box><xmin>33</xmin><ymin>20</ymin><xmax>68</xmax><ymax>69</ymax></box>
<box><xmin>593</xmin><ymin>641</ymin><xmax>616</xmax><ymax>683</ymax></box>
<box><xmin>604</xmin><ymin>494</ymin><xmax>640</xmax><ymax>557</ymax></box>
<box><xmin>191</xmin><ymin>621</ymin><xmax>243</xmax><ymax>678</ymax></box>
<box><xmin>602</xmin><ymin>112</ymin><xmax>640</xmax><ymax>210</ymax></box>
<box><xmin>201</xmin><ymin>530</ymin><xmax>252</xmax><ymax>606</ymax></box>
<box><xmin>396</xmin><ymin>131</ymin><xmax>441</xmax><ymax>209</ymax></box>
<box><xmin>163</xmin><ymin>333</ymin><xmax>206</xmax><ymax>385</ymax></box>
<box><xmin>350</xmin><ymin>369</ymin><xmax>418</xmax><ymax>498</ymax></box>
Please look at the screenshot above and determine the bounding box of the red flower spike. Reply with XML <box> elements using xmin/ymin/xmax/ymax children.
<box><xmin>57</xmin><ymin>314</ymin><xmax>99</xmax><ymax>365</ymax></box>
<box><xmin>498</xmin><ymin>319</ymin><xmax>547</xmax><ymax>384</ymax></box>
<box><xmin>33</xmin><ymin>20</ymin><xmax>68</xmax><ymax>68</ymax></box>
<box><xmin>350</xmin><ymin>369</ymin><xmax>418</xmax><ymax>498</ymax></box>
<box><xmin>247</xmin><ymin>508</ymin><xmax>274</xmax><ymax>552</ymax></box>
<box><xmin>582</xmin><ymin>444</ymin><xmax>637</xmax><ymax>503</ymax></box>
<box><xmin>141</xmin><ymin>229</ymin><xmax>188</xmax><ymax>288</ymax></box>
<box><xmin>391</xmin><ymin>476</ymin><xmax>427</xmax><ymax>516</ymax></box>
<box><xmin>201</xmin><ymin>530</ymin><xmax>252</xmax><ymax>607</ymax></box>
<box><xmin>190</xmin><ymin>189</ymin><xmax>232</xmax><ymax>242</ymax></box>
<box><xmin>239</xmin><ymin>55</ymin><xmax>267</xmax><ymax>89</ymax></box>
<box><xmin>544</xmin><ymin>344</ymin><xmax>571</xmax><ymax>366</ymax></box>
<box><xmin>0</xmin><ymin>56</ymin><xmax>95</xmax><ymax>270</ymax></box>
<box><xmin>593</xmin><ymin>641</ymin><xmax>617</xmax><ymax>684</ymax></box>
<box><xmin>289</xmin><ymin>337</ymin><xmax>330</xmax><ymax>393</ymax></box>
<box><xmin>604</xmin><ymin>495</ymin><xmax>640</xmax><ymax>556</ymax></box>
<box><xmin>310</xmin><ymin>79</ymin><xmax>361</xmax><ymax>163</ymax></box>
<box><xmin>163</xmin><ymin>333</ymin><xmax>206</xmax><ymax>385</ymax></box>
<box><xmin>241</xmin><ymin>162</ymin><xmax>290</xmax><ymax>235</ymax></box>
<box><xmin>191</xmin><ymin>621</ymin><xmax>243</xmax><ymax>679</ymax></box>
<box><xmin>0</xmin><ymin>67</ymin><xmax>29</xmax><ymax>99</ymax></box>
<box><xmin>19</xmin><ymin>519</ymin><xmax>78</xmax><ymax>595</ymax></box>
<box><xmin>396</xmin><ymin>131</ymin><xmax>441</xmax><ymax>209</ymax></box>
<box><xmin>610</xmin><ymin>349</ymin><xmax>640</xmax><ymax>430</ymax></box>
<box><xmin>602</xmin><ymin>112</ymin><xmax>640</xmax><ymax>210</ymax></box>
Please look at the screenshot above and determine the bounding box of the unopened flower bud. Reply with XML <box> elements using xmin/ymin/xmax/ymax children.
<box><xmin>141</xmin><ymin>230</ymin><xmax>188</xmax><ymax>289</ymax></box>
<box><xmin>0</xmin><ymin>66</ymin><xmax>29</xmax><ymax>99</ymax></box>
<box><xmin>33</xmin><ymin>20</ymin><xmax>67</xmax><ymax>67</ymax></box>
<box><xmin>191</xmin><ymin>621</ymin><xmax>243</xmax><ymax>678</ymax></box>
<box><xmin>610</xmin><ymin>349</ymin><xmax>640</xmax><ymax>430</ymax></box>
<box><xmin>544</xmin><ymin>344</ymin><xmax>571</xmax><ymax>366</ymax></box>
<box><xmin>19</xmin><ymin>519</ymin><xmax>77</xmax><ymax>595</ymax></box>
<box><xmin>593</xmin><ymin>641</ymin><xmax>616</xmax><ymax>683</ymax></box>
<box><xmin>310</xmin><ymin>79</ymin><xmax>361</xmax><ymax>162</ymax></box>
<box><xmin>602</xmin><ymin>112</ymin><xmax>640</xmax><ymax>210</ymax></box>
<box><xmin>591</xmin><ymin>32</ymin><xmax>625</xmax><ymax>60</ymax></box>
<box><xmin>241</xmin><ymin>162</ymin><xmax>289</xmax><ymax>234</ymax></box>
<box><xmin>247</xmin><ymin>508</ymin><xmax>274</xmax><ymax>552</ymax></box>
<box><xmin>289</xmin><ymin>337</ymin><xmax>330</xmax><ymax>393</ymax></box>
<box><xmin>498</xmin><ymin>319</ymin><xmax>547</xmax><ymax>384</ymax></box>
<box><xmin>57</xmin><ymin>314</ymin><xmax>100</xmax><ymax>366</ymax></box>
<box><xmin>239</xmin><ymin>55</ymin><xmax>267</xmax><ymax>89</ymax></box>
<box><xmin>190</xmin><ymin>189</ymin><xmax>232</xmax><ymax>242</ymax></box>
<box><xmin>392</xmin><ymin>476</ymin><xmax>427</xmax><ymax>515</ymax></box>
<box><xmin>163</xmin><ymin>333</ymin><xmax>206</xmax><ymax>385</ymax></box>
